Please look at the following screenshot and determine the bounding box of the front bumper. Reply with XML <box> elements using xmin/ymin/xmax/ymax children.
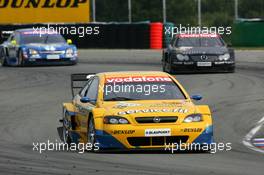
<box><xmin>171</xmin><ymin>61</ymin><xmax>235</xmax><ymax>73</ymax></box>
<box><xmin>22</xmin><ymin>51</ymin><xmax>78</xmax><ymax>65</ymax></box>
<box><xmin>96</xmin><ymin>123</ymin><xmax>213</xmax><ymax>150</ymax></box>
<box><xmin>24</xmin><ymin>58</ymin><xmax>77</xmax><ymax>66</ymax></box>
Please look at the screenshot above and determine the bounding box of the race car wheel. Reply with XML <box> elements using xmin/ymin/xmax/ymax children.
<box><xmin>0</xmin><ymin>50</ymin><xmax>7</xmax><ymax>66</ymax></box>
<box><xmin>167</xmin><ymin>65</ymin><xmax>173</xmax><ymax>74</ymax></box>
<box><xmin>87</xmin><ymin>116</ymin><xmax>96</xmax><ymax>150</ymax></box>
<box><xmin>1</xmin><ymin>57</ymin><xmax>7</xmax><ymax>66</ymax></box>
<box><xmin>229</xmin><ymin>67</ymin><xmax>236</xmax><ymax>73</ymax></box>
<box><xmin>162</xmin><ymin>63</ymin><xmax>166</xmax><ymax>72</ymax></box>
<box><xmin>18</xmin><ymin>50</ymin><xmax>25</xmax><ymax>66</ymax></box>
<box><xmin>62</xmin><ymin>119</ymin><xmax>71</xmax><ymax>145</ymax></box>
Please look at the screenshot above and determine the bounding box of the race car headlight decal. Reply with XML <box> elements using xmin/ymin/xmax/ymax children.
<box><xmin>74</xmin><ymin>50</ymin><xmax>78</xmax><ymax>57</ymax></box>
<box><xmin>29</xmin><ymin>49</ymin><xmax>38</xmax><ymax>55</ymax></box>
<box><xmin>218</xmin><ymin>53</ymin><xmax>230</xmax><ymax>61</ymax></box>
<box><xmin>66</xmin><ymin>48</ymin><xmax>74</xmax><ymax>57</ymax></box>
<box><xmin>104</xmin><ymin>116</ymin><xmax>130</xmax><ymax>124</ymax></box>
<box><xmin>183</xmin><ymin>114</ymin><xmax>203</xmax><ymax>123</ymax></box>
<box><xmin>176</xmin><ymin>54</ymin><xmax>189</xmax><ymax>61</ymax></box>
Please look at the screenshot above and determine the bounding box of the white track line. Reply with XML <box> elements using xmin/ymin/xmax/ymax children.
<box><xmin>242</xmin><ymin>116</ymin><xmax>264</xmax><ymax>154</ymax></box>
<box><xmin>257</xmin><ymin>116</ymin><xmax>264</xmax><ymax>124</ymax></box>
<box><xmin>253</xmin><ymin>138</ymin><xmax>264</xmax><ymax>141</ymax></box>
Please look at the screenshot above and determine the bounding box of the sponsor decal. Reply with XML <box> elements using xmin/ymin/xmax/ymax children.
<box><xmin>0</xmin><ymin>0</ymin><xmax>90</xmax><ymax>23</ymax></box>
<box><xmin>181</xmin><ymin>128</ymin><xmax>203</xmax><ymax>132</ymax></box>
<box><xmin>0</xmin><ymin>0</ymin><xmax>88</xmax><ymax>8</ymax></box>
<box><xmin>117</xmin><ymin>108</ymin><xmax>188</xmax><ymax>115</ymax></box>
<box><xmin>105</xmin><ymin>76</ymin><xmax>172</xmax><ymax>83</ymax></box>
<box><xmin>111</xmin><ymin>130</ymin><xmax>135</xmax><ymax>135</ymax></box>
<box><xmin>23</xmin><ymin>31</ymin><xmax>58</xmax><ymax>35</ymax></box>
<box><xmin>114</xmin><ymin>102</ymin><xmax>141</xmax><ymax>109</ymax></box>
<box><xmin>145</xmin><ymin>128</ymin><xmax>171</xmax><ymax>137</ymax></box>
<box><xmin>149</xmin><ymin>103</ymin><xmax>182</xmax><ymax>107</ymax></box>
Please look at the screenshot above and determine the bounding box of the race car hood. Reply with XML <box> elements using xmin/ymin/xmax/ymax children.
<box><xmin>99</xmin><ymin>100</ymin><xmax>198</xmax><ymax>118</ymax></box>
<box><xmin>176</xmin><ymin>46</ymin><xmax>228</xmax><ymax>55</ymax></box>
<box><xmin>21</xmin><ymin>43</ymin><xmax>71</xmax><ymax>51</ymax></box>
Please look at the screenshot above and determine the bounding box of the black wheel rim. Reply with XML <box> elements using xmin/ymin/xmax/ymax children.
<box><xmin>18</xmin><ymin>51</ymin><xmax>22</xmax><ymax>65</ymax></box>
<box><xmin>88</xmin><ymin>119</ymin><xmax>95</xmax><ymax>144</ymax></box>
<box><xmin>62</xmin><ymin>126</ymin><xmax>69</xmax><ymax>143</ymax></box>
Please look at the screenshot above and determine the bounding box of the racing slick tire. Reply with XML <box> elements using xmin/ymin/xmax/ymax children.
<box><xmin>0</xmin><ymin>48</ymin><xmax>7</xmax><ymax>67</ymax></box>
<box><xmin>1</xmin><ymin>57</ymin><xmax>7</xmax><ymax>67</ymax></box>
<box><xmin>62</xmin><ymin>109</ymin><xmax>72</xmax><ymax>145</ymax></box>
<box><xmin>229</xmin><ymin>66</ymin><xmax>236</xmax><ymax>73</ymax></box>
<box><xmin>71</xmin><ymin>61</ymin><xmax>78</xmax><ymax>66</ymax></box>
<box><xmin>87</xmin><ymin>115</ymin><xmax>99</xmax><ymax>152</ymax></box>
<box><xmin>165</xmin><ymin>65</ymin><xmax>174</xmax><ymax>74</ymax></box>
<box><xmin>162</xmin><ymin>64</ymin><xmax>166</xmax><ymax>72</ymax></box>
<box><xmin>162</xmin><ymin>64</ymin><xmax>173</xmax><ymax>74</ymax></box>
<box><xmin>62</xmin><ymin>119</ymin><xmax>72</xmax><ymax>145</ymax></box>
<box><xmin>18</xmin><ymin>50</ymin><xmax>25</xmax><ymax>67</ymax></box>
<box><xmin>222</xmin><ymin>66</ymin><xmax>235</xmax><ymax>73</ymax></box>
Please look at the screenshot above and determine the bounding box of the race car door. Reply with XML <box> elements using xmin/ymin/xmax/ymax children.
<box><xmin>74</xmin><ymin>77</ymin><xmax>99</xmax><ymax>136</ymax></box>
<box><xmin>6</xmin><ymin>33</ymin><xmax>19</xmax><ymax>58</ymax></box>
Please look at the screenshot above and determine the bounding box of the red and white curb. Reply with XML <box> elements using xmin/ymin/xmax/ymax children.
<box><xmin>252</xmin><ymin>138</ymin><xmax>264</xmax><ymax>148</ymax></box>
<box><xmin>242</xmin><ymin>116</ymin><xmax>264</xmax><ymax>154</ymax></box>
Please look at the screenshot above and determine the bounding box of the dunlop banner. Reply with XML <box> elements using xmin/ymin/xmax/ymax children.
<box><xmin>0</xmin><ymin>0</ymin><xmax>90</xmax><ymax>24</ymax></box>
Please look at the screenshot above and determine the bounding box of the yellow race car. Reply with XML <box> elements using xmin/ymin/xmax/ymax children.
<box><xmin>60</xmin><ymin>71</ymin><xmax>213</xmax><ymax>151</ymax></box>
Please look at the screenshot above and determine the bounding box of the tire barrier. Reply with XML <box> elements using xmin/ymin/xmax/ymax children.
<box><xmin>150</xmin><ymin>22</ymin><xmax>163</xmax><ymax>49</ymax></box>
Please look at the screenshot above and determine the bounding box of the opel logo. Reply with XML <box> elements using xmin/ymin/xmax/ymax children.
<box><xmin>153</xmin><ymin>117</ymin><xmax>161</xmax><ymax>123</ymax></box>
<box><xmin>201</xmin><ymin>55</ymin><xmax>208</xmax><ymax>60</ymax></box>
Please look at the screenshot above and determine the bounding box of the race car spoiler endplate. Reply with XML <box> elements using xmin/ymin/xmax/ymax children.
<box><xmin>71</xmin><ymin>73</ymin><xmax>95</xmax><ymax>97</ymax></box>
<box><xmin>0</xmin><ymin>30</ymin><xmax>13</xmax><ymax>39</ymax></box>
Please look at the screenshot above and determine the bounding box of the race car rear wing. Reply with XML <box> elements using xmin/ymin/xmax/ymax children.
<box><xmin>0</xmin><ymin>30</ymin><xmax>13</xmax><ymax>39</ymax></box>
<box><xmin>71</xmin><ymin>73</ymin><xmax>95</xmax><ymax>97</ymax></box>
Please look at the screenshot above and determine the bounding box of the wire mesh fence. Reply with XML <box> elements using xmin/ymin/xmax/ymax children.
<box><xmin>94</xmin><ymin>0</ymin><xmax>264</xmax><ymax>27</ymax></box>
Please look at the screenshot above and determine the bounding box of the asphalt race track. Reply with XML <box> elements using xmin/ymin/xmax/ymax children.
<box><xmin>0</xmin><ymin>50</ymin><xmax>263</xmax><ymax>175</ymax></box>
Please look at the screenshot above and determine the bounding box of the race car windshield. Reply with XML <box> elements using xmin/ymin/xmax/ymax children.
<box><xmin>103</xmin><ymin>81</ymin><xmax>186</xmax><ymax>101</ymax></box>
<box><xmin>20</xmin><ymin>34</ymin><xmax>66</xmax><ymax>44</ymax></box>
<box><xmin>176</xmin><ymin>37</ymin><xmax>224</xmax><ymax>47</ymax></box>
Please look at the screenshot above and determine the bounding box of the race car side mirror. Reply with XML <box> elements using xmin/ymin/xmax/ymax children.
<box><xmin>80</xmin><ymin>97</ymin><xmax>91</xmax><ymax>103</ymax></box>
<box><xmin>191</xmin><ymin>95</ymin><xmax>203</xmax><ymax>101</ymax></box>
<box><xmin>11</xmin><ymin>40</ymin><xmax>17</xmax><ymax>45</ymax></box>
<box><xmin>67</xmin><ymin>39</ymin><xmax>72</xmax><ymax>45</ymax></box>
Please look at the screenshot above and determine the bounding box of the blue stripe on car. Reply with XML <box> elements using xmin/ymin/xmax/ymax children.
<box><xmin>193</xmin><ymin>125</ymin><xmax>214</xmax><ymax>144</ymax></box>
<box><xmin>95</xmin><ymin>130</ymin><xmax>125</xmax><ymax>149</ymax></box>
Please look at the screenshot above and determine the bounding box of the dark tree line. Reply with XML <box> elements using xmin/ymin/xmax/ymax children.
<box><xmin>94</xmin><ymin>0</ymin><xmax>264</xmax><ymax>26</ymax></box>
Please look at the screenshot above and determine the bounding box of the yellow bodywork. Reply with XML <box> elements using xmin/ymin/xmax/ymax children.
<box><xmin>63</xmin><ymin>71</ymin><xmax>213</xmax><ymax>149</ymax></box>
